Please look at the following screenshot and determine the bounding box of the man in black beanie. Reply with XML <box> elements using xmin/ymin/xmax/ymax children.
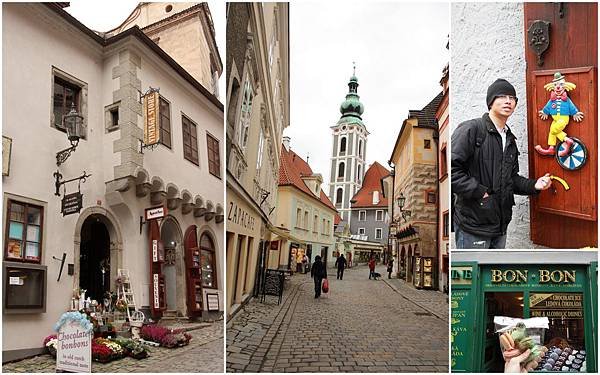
<box><xmin>451</xmin><ymin>79</ymin><xmax>552</xmax><ymax>249</ymax></box>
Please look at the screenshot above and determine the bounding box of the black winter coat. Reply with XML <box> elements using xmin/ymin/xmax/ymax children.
<box><xmin>311</xmin><ymin>259</ymin><xmax>327</xmax><ymax>279</ymax></box>
<box><xmin>451</xmin><ymin>113</ymin><xmax>538</xmax><ymax>237</ymax></box>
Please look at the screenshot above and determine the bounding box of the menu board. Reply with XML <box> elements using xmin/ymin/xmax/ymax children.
<box><xmin>530</xmin><ymin>293</ymin><xmax>584</xmax><ymax>319</ymax></box>
<box><xmin>451</xmin><ymin>289</ymin><xmax>473</xmax><ymax>371</ymax></box>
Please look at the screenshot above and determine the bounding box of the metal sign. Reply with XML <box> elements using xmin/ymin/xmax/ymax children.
<box><xmin>143</xmin><ymin>91</ymin><xmax>160</xmax><ymax>145</ymax></box>
<box><xmin>206</xmin><ymin>293</ymin><xmax>219</xmax><ymax>311</ymax></box>
<box><xmin>145</xmin><ymin>206</ymin><xmax>167</xmax><ymax>220</ymax></box>
<box><xmin>61</xmin><ymin>192</ymin><xmax>83</xmax><ymax>216</ymax></box>
<box><xmin>153</xmin><ymin>273</ymin><xmax>160</xmax><ymax>309</ymax></box>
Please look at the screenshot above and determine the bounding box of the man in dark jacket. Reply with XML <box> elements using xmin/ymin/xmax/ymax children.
<box><xmin>451</xmin><ymin>79</ymin><xmax>552</xmax><ymax>249</ymax></box>
<box><xmin>334</xmin><ymin>254</ymin><xmax>347</xmax><ymax>280</ymax></box>
<box><xmin>310</xmin><ymin>255</ymin><xmax>327</xmax><ymax>298</ymax></box>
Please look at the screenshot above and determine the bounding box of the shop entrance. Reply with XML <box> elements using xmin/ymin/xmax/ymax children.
<box><xmin>79</xmin><ymin>215</ymin><xmax>111</xmax><ymax>302</ymax></box>
<box><xmin>483</xmin><ymin>292</ymin><xmax>524</xmax><ymax>372</ymax></box>
<box><xmin>160</xmin><ymin>218</ymin><xmax>182</xmax><ymax>313</ymax></box>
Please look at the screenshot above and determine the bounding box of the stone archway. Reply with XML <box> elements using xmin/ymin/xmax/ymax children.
<box><xmin>73</xmin><ymin>207</ymin><xmax>124</xmax><ymax>297</ymax></box>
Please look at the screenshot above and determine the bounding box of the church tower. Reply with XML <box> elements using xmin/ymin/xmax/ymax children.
<box><xmin>328</xmin><ymin>66</ymin><xmax>369</xmax><ymax>225</ymax></box>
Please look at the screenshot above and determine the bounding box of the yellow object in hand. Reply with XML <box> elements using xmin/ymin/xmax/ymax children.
<box><xmin>550</xmin><ymin>175</ymin><xmax>570</xmax><ymax>190</ymax></box>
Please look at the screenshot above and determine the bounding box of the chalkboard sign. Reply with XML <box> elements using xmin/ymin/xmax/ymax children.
<box><xmin>261</xmin><ymin>269</ymin><xmax>284</xmax><ymax>304</ymax></box>
<box><xmin>61</xmin><ymin>192</ymin><xmax>83</xmax><ymax>216</ymax></box>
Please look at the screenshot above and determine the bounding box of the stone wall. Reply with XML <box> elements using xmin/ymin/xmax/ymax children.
<box><xmin>451</xmin><ymin>2</ymin><xmax>533</xmax><ymax>248</ymax></box>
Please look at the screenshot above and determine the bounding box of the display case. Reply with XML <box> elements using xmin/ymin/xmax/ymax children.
<box><xmin>148</xmin><ymin>220</ymin><xmax>165</xmax><ymax>317</ymax></box>
<box><xmin>184</xmin><ymin>226</ymin><xmax>203</xmax><ymax>316</ymax></box>
<box><xmin>414</xmin><ymin>256</ymin><xmax>435</xmax><ymax>290</ymax></box>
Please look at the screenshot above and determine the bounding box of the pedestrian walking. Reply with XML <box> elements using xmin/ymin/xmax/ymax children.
<box><xmin>452</xmin><ymin>79</ymin><xmax>552</xmax><ymax>249</ymax></box>
<box><xmin>296</xmin><ymin>252</ymin><xmax>303</xmax><ymax>273</ymax></box>
<box><xmin>302</xmin><ymin>254</ymin><xmax>308</xmax><ymax>274</ymax></box>
<box><xmin>310</xmin><ymin>255</ymin><xmax>327</xmax><ymax>298</ymax></box>
<box><xmin>335</xmin><ymin>253</ymin><xmax>347</xmax><ymax>280</ymax></box>
<box><xmin>387</xmin><ymin>258</ymin><xmax>394</xmax><ymax>279</ymax></box>
<box><xmin>368</xmin><ymin>257</ymin><xmax>376</xmax><ymax>279</ymax></box>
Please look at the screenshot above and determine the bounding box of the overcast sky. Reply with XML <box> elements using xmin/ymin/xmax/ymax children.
<box><xmin>287</xmin><ymin>2</ymin><xmax>449</xmax><ymax>189</ymax></box>
<box><xmin>66</xmin><ymin>0</ymin><xmax>226</xmax><ymax>100</ymax></box>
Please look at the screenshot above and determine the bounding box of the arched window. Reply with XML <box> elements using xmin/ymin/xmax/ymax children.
<box><xmin>199</xmin><ymin>232</ymin><xmax>217</xmax><ymax>288</ymax></box>
<box><xmin>336</xmin><ymin>188</ymin><xmax>343</xmax><ymax>204</ymax></box>
<box><xmin>357</xmin><ymin>164</ymin><xmax>362</xmax><ymax>184</ymax></box>
<box><xmin>358</xmin><ymin>140</ymin><xmax>362</xmax><ymax>157</ymax></box>
<box><xmin>338</xmin><ymin>162</ymin><xmax>345</xmax><ymax>178</ymax></box>
<box><xmin>340</xmin><ymin>137</ymin><xmax>347</xmax><ymax>154</ymax></box>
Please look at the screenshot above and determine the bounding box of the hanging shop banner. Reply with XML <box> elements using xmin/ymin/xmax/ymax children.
<box><xmin>530</xmin><ymin>293</ymin><xmax>584</xmax><ymax>319</ymax></box>
<box><xmin>55</xmin><ymin>312</ymin><xmax>93</xmax><ymax>373</ymax></box>
<box><xmin>61</xmin><ymin>192</ymin><xmax>83</xmax><ymax>216</ymax></box>
<box><xmin>143</xmin><ymin>91</ymin><xmax>160</xmax><ymax>145</ymax></box>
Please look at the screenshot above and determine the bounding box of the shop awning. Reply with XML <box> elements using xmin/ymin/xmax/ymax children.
<box><xmin>267</xmin><ymin>224</ymin><xmax>303</xmax><ymax>244</ymax></box>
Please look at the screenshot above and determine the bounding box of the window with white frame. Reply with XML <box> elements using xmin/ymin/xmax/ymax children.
<box><xmin>375</xmin><ymin>228</ymin><xmax>382</xmax><ymax>239</ymax></box>
<box><xmin>256</xmin><ymin>128</ymin><xmax>264</xmax><ymax>169</ymax></box>
<box><xmin>322</xmin><ymin>218</ymin><xmax>326</xmax><ymax>234</ymax></box>
<box><xmin>376</xmin><ymin>210</ymin><xmax>384</xmax><ymax>221</ymax></box>
<box><xmin>358</xmin><ymin>228</ymin><xmax>366</xmax><ymax>235</ymax></box>
<box><xmin>313</xmin><ymin>215</ymin><xmax>318</xmax><ymax>232</ymax></box>
<box><xmin>296</xmin><ymin>208</ymin><xmax>302</xmax><ymax>228</ymax></box>
<box><xmin>304</xmin><ymin>211</ymin><xmax>309</xmax><ymax>230</ymax></box>
<box><xmin>238</xmin><ymin>72</ymin><xmax>254</xmax><ymax>150</ymax></box>
<box><xmin>358</xmin><ymin>210</ymin><xmax>366</xmax><ymax>221</ymax></box>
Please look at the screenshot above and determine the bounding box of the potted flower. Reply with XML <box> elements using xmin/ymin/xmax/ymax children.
<box><xmin>43</xmin><ymin>334</ymin><xmax>57</xmax><ymax>357</ymax></box>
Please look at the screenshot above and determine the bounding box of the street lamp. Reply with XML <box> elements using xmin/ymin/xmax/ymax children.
<box><xmin>56</xmin><ymin>103</ymin><xmax>84</xmax><ymax>166</ymax></box>
<box><xmin>397</xmin><ymin>192</ymin><xmax>411</xmax><ymax>222</ymax></box>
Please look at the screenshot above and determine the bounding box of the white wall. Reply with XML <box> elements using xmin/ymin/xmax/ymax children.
<box><xmin>450</xmin><ymin>2</ymin><xmax>533</xmax><ymax>248</ymax></box>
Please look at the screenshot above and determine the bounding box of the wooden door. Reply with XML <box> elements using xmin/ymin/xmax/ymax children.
<box><xmin>525</xmin><ymin>3</ymin><xmax>598</xmax><ymax>247</ymax></box>
<box><xmin>184</xmin><ymin>225</ymin><xmax>202</xmax><ymax>317</ymax></box>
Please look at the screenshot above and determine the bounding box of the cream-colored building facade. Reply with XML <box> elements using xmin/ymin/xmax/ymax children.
<box><xmin>106</xmin><ymin>2</ymin><xmax>222</xmax><ymax>97</ymax></box>
<box><xmin>275</xmin><ymin>142</ymin><xmax>337</xmax><ymax>269</ymax></box>
<box><xmin>2</xmin><ymin>3</ymin><xmax>223</xmax><ymax>360</ymax></box>
<box><xmin>225</xmin><ymin>3</ymin><xmax>289</xmax><ymax>318</ymax></box>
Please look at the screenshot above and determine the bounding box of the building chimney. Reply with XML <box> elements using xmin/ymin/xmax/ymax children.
<box><xmin>283</xmin><ymin>136</ymin><xmax>291</xmax><ymax>151</ymax></box>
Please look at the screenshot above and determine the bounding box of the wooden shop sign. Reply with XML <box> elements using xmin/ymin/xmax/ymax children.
<box><xmin>61</xmin><ymin>192</ymin><xmax>83</xmax><ymax>216</ymax></box>
<box><xmin>143</xmin><ymin>91</ymin><xmax>160</xmax><ymax>145</ymax></box>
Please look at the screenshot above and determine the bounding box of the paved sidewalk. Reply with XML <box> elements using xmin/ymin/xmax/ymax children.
<box><xmin>227</xmin><ymin>265</ymin><xmax>448</xmax><ymax>373</ymax></box>
<box><xmin>382</xmin><ymin>277</ymin><xmax>449</xmax><ymax>322</ymax></box>
<box><xmin>2</xmin><ymin>321</ymin><xmax>224</xmax><ymax>373</ymax></box>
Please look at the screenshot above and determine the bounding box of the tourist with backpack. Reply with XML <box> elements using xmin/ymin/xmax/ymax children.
<box><xmin>451</xmin><ymin>79</ymin><xmax>552</xmax><ymax>249</ymax></box>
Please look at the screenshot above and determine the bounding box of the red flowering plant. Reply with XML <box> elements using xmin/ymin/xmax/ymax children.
<box><xmin>92</xmin><ymin>341</ymin><xmax>113</xmax><ymax>363</ymax></box>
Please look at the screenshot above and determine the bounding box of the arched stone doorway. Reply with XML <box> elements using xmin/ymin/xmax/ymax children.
<box><xmin>160</xmin><ymin>217</ymin><xmax>184</xmax><ymax>314</ymax></box>
<box><xmin>73</xmin><ymin>207</ymin><xmax>123</xmax><ymax>300</ymax></box>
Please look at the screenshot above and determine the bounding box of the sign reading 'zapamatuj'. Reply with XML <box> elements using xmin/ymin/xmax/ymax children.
<box><xmin>55</xmin><ymin>312</ymin><xmax>93</xmax><ymax>373</ymax></box>
<box><xmin>144</xmin><ymin>91</ymin><xmax>160</xmax><ymax>145</ymax></box>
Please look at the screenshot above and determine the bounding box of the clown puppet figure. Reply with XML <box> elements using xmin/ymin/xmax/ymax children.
<box><xmin>535</xmin><ymin>72</ymin><xmax>584</xmax><ymax>157</ymax></box>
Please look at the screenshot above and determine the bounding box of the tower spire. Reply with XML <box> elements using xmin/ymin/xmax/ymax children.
<box><xmin>353</xmin><ymin>61</ymin><xmax>356</xmax><ymax>76</ymax></box>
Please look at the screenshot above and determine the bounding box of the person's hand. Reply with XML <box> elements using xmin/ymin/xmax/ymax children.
<box><xmin>535</xmin><ymin>173</ymin><xmax>552</xmax><ymax>190</ymax></box>
<box><xmin>573</xmin><ymin>112</ymin><xmax>584</xmax><ymax>122</ymax></box>
<box><xmin>538</xmin><ymin>111</ymin><xmax>548</xmax><ymax>120</ymax></box>
<box><xmin>504</xmin><ymin>347</ymin><xmax>547</xmax><ymax>373</ymax></box>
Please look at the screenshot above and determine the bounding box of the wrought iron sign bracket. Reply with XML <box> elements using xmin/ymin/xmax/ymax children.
<box><xmin>139</xmin><ymin>139</ymin><xmax>159</xmax><ymax>154</ymax></box>
<box><xmin>51</xmin><ymin>253</ymin><xmax>67</xmax><ymax>282</ymax></box>
<box><xmin>528</xmin><ymin>20</ymin><xmax>551</xmax><ymax>67</ymax></box>
<box><xmin>54</xmin><ymin>170</ymin><xmax>91</xmax><ymax>197</ymax></box>
<box><xmin>56</xmin><ymin>142</ymin><xmax>79</xmax><ymax>166</ymax></box>
<box><xmin>138</xmin><ymin>86</ymin><xmax>160</xmax><ymax>104</ymax></box>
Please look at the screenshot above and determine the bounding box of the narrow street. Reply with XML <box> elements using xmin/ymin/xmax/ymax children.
<box><xmin>2</xmin><ymin>321</ymin><xmax>224</xmax><ymax>373</ymax></box>
<box><xmin>226</xmin><ymin>265</ymin><xmax>448</xmax><ymax>373</ymax></box>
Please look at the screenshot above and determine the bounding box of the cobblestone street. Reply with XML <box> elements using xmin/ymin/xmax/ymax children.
<box><xmin>227</xmin><ymin>265</ymin><xmax>448</xmax><ymax>372</ymax></box>
<box><xmin>2</xmin><ymin>321</ymin><xmax>224</xmax><ymax>373</ymax></box>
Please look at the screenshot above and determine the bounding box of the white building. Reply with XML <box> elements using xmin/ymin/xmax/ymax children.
<box><xmin>2</xmin><ymin>3</ymin><xmax>224</xmax><ymax>360</ymax></box>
